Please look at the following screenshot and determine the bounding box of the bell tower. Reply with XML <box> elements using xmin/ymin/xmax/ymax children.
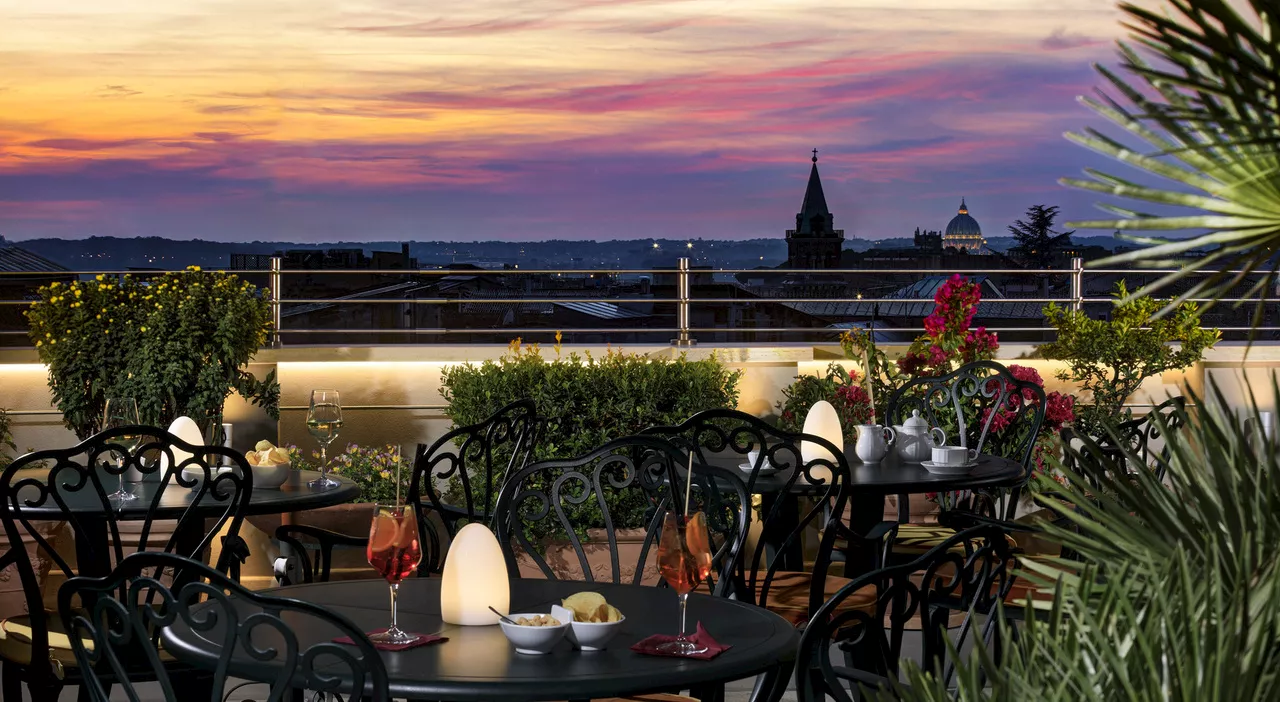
<box><xmin>785</xmin><ymin>150</ymin><xmax>844</xmax><ymax>269</ymax></box>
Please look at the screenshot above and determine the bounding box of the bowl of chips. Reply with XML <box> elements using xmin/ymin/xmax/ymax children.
<box><xmin>498</xmin><ymin>613</ymin><xmax>568</xmax><ymax>655</ymax></box>
<box><xmin>245</xmin><ymin>440</ymin><xmax>293</xmax><ymax>489</ymax></box>
<box><xmin>558</xmin><ymin>592</ymin><xmax>625</xmax><ymax>651</ymax></box>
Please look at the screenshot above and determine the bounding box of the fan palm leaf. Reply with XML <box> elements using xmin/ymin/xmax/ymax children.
<box><xmin>1062</xmin><ymin>0</ymin><xmax>1280</xmax><ymax>326</ymax></box>
<box><xmin>884</xmin><ymin>379</ymin><xmax>1280</xmax><ymax>701</ymax></box>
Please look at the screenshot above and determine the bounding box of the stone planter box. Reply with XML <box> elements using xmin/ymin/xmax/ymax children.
<box><xmin>513</xmin><ymin>527</ymin><xmax>660</xmax><ymax>585</ymax></box>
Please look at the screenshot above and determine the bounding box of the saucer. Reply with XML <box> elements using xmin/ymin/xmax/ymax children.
<box><xmin>920</xmin><ymin>460</ymin><xmax>977</xmax><ymax>476</ymax></box>
<box><xmin>738</xmin><ymin>463</ymin><xmax>781</xmax><ymax>476</ymax></box>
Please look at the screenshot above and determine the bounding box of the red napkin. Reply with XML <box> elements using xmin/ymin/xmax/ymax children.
<box><xmin>631</xmin><ymin>622</ymin><xmax>730</xmax><ymax>660</ymax></box>
<box><xmin>333</xmin><ymin>629</ymin><xmax>448</xmax><ymax>652</ymax></box>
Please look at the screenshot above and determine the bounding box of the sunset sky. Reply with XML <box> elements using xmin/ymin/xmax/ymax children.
<box><xmin>0</xmin><ymin>0</ymin><xmax>1132</xmax><ymax>242</ymax></box>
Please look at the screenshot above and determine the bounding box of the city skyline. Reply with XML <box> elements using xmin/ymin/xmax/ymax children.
<box><xmin>1</xmin><ymin>0</ymin><xmax>1128</xmax><ymax>242</ymax></box>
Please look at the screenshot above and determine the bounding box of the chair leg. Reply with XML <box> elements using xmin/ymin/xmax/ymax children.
<box><xmin>1</xmin><ymin>663</ymin><xmax>21</xmax><ymax>702</ymax></box>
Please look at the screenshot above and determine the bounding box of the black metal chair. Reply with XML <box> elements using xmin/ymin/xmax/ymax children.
<box><xmin>410</xmin><ymin>398</ymin><xmax>539</xmax><ymax>574</ymax></box>
<box><xmin>795</xmin><ymin>524</ymin><xmax>1016</xmax><ymax>702</ymax></box>
<box><xmin>641</xmin><ymin>409</ymin><xmax>870</xmax><ymax>628</ymax></box>
<box><xmin>880</xmin><ymin>361</ymin><xmax>1046</xmax><ymax>560</ymax></box>
<box><xmin>1061</xmin><ymin>395</ymin><xmax>1187</xmax><ymax>486</ymax></box>
<box><xmin>273</xmin><ymin>399</ymin><xmax>539</xmax><ymax>585</ymax></box>
<box><xmin>57</xmin><ymin>551</ymin><xmax>389</xmax><ymax>702</ymax></box>
<box><xmin>493</xmin><ymin>435</ymin><xmax>749</xmax><ymax>594</ymax></box>
<box><xmin>0</xmin><ymin>425</ymin><xmax>253</xmax><ymax>701</ymax></box>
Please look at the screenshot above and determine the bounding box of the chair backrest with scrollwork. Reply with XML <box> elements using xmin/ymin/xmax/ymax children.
<box><xmin>0</xmin><ymin>426</ymin><xmax>253</xmax><ymax>688</ymax></box>
<box><xmin>885</xmin><ymin>361</ymin><xmax>1047</xmax><ymax>471</ymax></box>
<box><xmin>492</xmin><ymin>435</ymin><xmax>749</xmax><ymax>595</ymax></box>
<box><xmin>641</xmin><ymin>408</ymin><xmax>854</xmax><ymax>616</ymax></box>
<box><xmin>795</xmin><ymin>524</ymin><xmax>1016</xmax><ymax>702</ymax></box>
<box><xmin>57</xmin><ymin>551</ymin><xmax>389</xmax><ymax>702</ymax></box>
<box><xmin>409</xmin><ymin>399</ymin><xmax>539</xmax><ymax>573</ymax></box>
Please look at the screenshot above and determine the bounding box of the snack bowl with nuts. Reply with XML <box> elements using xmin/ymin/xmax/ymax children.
<box><xmin>498</xmin><ymin>613</ymin><xmax>568</xmax><ymax>655</ymax></box>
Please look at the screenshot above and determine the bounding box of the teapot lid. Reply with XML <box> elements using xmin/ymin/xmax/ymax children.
<box><xmin>903</xmin><ymin>409</ymin><xmax>929</xmax><ymax>430</ymax></box>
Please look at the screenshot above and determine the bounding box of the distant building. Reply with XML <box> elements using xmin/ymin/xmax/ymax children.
<box><xmin>0</xmin><ymin>235</ymin><xmax>73</xmax><ymax>347</ymax></box>
<box><xmin>785</xmin><ymin>151</ymin><xmax>844</xmax><ymax>269</ymax></box>
<box><xmin>943</xmin><ymin>199</ymin><xmax>990</xmax><ymax>254</ymax></box>
<box><xmin>913</xmin><ymin>228</ymin><xmax>943</xmax><ymax>252</ymax></box>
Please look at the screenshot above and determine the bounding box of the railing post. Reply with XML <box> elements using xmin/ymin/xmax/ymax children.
<box><xmin>673</xmin><ymin>257</ymin><xmax>694</xmax><ymax>346</ymax></box>
<box><xmin>269</xmin><ymin>256</ymin><xmax>283</xmax><ymax>348</ymax></box>
<box><xmin>1070</xmin><ymin>257</ymin><xmax>1084</xmax><ymax>312</ymax></box>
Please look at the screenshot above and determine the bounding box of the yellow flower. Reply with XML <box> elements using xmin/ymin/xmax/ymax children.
<box><xmin>35</xmin><ymin>341</ymin><xmax>42</xmax><ymax>347</ymax></box>
<box><xmin>95</xmin><ymin>274</ymin><xmax>105</xmax><ymax>281</ymax></box>
<box><xmin>50</xmin><ymin>339</ymin><xmax>56</xmax><ymax>345</ymax></box>
<box><xmin>50</xmin><ymin>282</ymin><xmax>60</xmax><ymax>289</ymax></box>
<box><xmin>140</xmin><ymin>326</ymin><xmax>147</xmax><ymax>332</ymax></box>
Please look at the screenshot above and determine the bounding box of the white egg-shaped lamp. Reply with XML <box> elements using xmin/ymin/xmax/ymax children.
<box><xmin>440</xmin><ymin>523</ymin><xmax>510</xmax><ymax>625</ymax></box>
<box><xmin>800</xmin><ymin>400</ymin><xmax>843</xmax><ymax>483</ymax></box>
<box><xmin>161</xmin><ymin>416</ymin><xmax>205</xmax><ymax>476</ymax></box>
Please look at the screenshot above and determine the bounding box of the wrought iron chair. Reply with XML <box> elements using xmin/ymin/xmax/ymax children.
<box><xmin>493</xmin><ymin>435</ymin><xmax>749</xmax><ymax>594</ymax></box>
<box><xmin>642</xmin><ymin>409</ymin><xmax>877</xmax><ymax>628</ymax></box>
<box><xmin>879</xmin><ymin>361</ymin><xmax>1046</xmax><ymax>559</ymax></box>
<box><xmin>0</xmin><ymin>425</ymin><xmax>253</xmax><ymax>701</ymax></box>
<box><xmin>795</xmin><ymin>524</ymin><xmax>1016</xmax><ymax>702</ymax></box>
<box><xmin>1061</xmin><ymin>395</ymin><xmax>1187</xmax><ymax>486</ymax></box>
<box><xmin>274</xmin><ymin>399</ymin><xmax>539</xmax><ymax>585</ymax></box>
<box><xmin>57</xmin><ymin>551</ymin><xmax>389</xmax><ymax>702</ymax></box>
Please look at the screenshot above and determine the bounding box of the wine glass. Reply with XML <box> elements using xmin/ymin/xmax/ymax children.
<box><xmin>366</xmin><ymin>504</ymin><xmax>423</xmax><ymax>644</ymax></box>
<box><xmin>656</xmin><ymin>511</ymin><xmax>713</xmax><ymax>655</ymax></box>
<box><xmin>306</xmin><ymin>389</ymin><xmax>343</xmax><ymax>489</ymax></box>
<box><xmin>103</xmin><ymin>397</ymin><xmax>141</xmax><ymax>502</ymax></box>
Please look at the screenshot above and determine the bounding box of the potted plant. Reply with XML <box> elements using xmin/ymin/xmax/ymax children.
<box><xmin>25</xmin><ymin>267</ymin><xmax>279</xmax><ymax>438</ymax></box>
<box><xmin>775</xmin><ymin>364</ymin><xmax>874</xmax><ymax>444</ymax></box>
<box><xmin>439</xmin><ymin>341</ymin><xmax>741</xmax><ymax>580</ymax></box>
<box><xmin>0</xmin><ymin>407</ymin><xmax>14</xmax><ymax>470</ymax></box>
<box><xmin>1039</xmin><ymin>281</ymin><xmax>1218</xmax><ymax>437</ymax></box>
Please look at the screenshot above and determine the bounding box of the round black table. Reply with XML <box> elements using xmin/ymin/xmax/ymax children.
<box><xmin>162</xmin><ymin>578</ymin><xmax>799</xmax><ymax>702</ymax></box>
<box><xmin>708</xmin><ymin>450</ymin><xmax>1025</xmax><ymax>575</ymax></box>
<box><xmin>10</xmin><ymin>468</ymin><xmax>359</xmax><ymax>519</ymax></box>
<box><xmin>8</xmin><ymin>468</ymin><xmax>359</xmax><ymax>576</ymax></box>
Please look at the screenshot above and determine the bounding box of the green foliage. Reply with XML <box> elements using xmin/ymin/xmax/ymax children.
<box><xmin>1061</xmin><ymin>1</ymin><xmax>1280</xmax><ymax>331</ymax></box>
<box><xmin>775</xmin><ymin>363</ymin><xmax>872</xmax><ymax>443</ymax></box>
<box><xmin>889</xmin><ymin>381</ymin><xmax>1280</xmax><ymax>701</ymax></box>
<box><xmin>439</xmin><ymin>342</ymin><xmax>741</xmax><ymax>539</ymax></box>
<box><xmin>1040</xmin><ymin>281</ymin><xmax>1218</xmax><ymax>435</ymax></box>
<box><xmin>839</xmin><ymin>326</ymin><xmax>904</xmax><ymax>420</ymax></box>
<box><xmin>25</xmin><ymin>268</ymin><xmax>279</xmax><ymax>439</ymax></box>
<box><xmin>0</xmin><ymin>408</ymin><xmax>15</xmax><ymax>469</ymax></box>
<box><xmin>287</xmin><ymin>444</ymin><xmax>410</xmax><ymax>504</ymax></box>
<box><xmin>1007</xmin><ymin>204</ymin><xmax>1074</xmax><ymax>269</ymax></box>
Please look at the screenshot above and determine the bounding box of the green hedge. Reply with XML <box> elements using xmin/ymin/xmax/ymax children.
<box><xmin>439</xmin><ymin>343</ymin><xmax>741</xmax><ymax>536</ymax></box>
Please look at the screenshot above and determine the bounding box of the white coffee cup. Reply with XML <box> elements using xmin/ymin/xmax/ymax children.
<box><xmin>932</xmin><ymin>445</ymin><xmax>976</xmax><ymax>466</ymax></box>
<box><xmin>747</xmin><ymin>448</ymin><xmax>765</xmax><ymax>469</ymax></box>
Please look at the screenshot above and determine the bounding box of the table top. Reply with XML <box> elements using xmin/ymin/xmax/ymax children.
<box><xmin>8</xmin><ymin>468</ymin><xmax>359</xmax><ymax>519</ymax></box>
<box><xmin>162</xmin><ymin>578</ymin><xmax>799</xmax><ymax>701</ymax></box>
<box><xmin>708</xmin><ymin>451</ymin><xmax>1025</xmax><ymax>496</ymax></box>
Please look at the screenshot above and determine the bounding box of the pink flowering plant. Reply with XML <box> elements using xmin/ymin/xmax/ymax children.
<box><xmin>776</xmin><ymin>364</ymin><xmax>875</xmax><ymax>444</ymax></box>
<box><xmin>288</xmin><ymin>443</ymin><xmax>410</xmax><ymax>503</ymax></box>
<box><xmin>981</xmin><ymin>364</ymin><xmax>1076</xmax><ymax>488</ymax></box>
<box><xmin>896</xmin><ymin>275</ymin><xmax>999</xmax><ymax>377</ymax></box>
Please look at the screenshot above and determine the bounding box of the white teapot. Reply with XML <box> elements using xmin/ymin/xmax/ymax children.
<box><xmin>854</xmin><ymin>424</ymin><xmax>896</xmax><ymax>464</ymax></box>
<box><xmin>893</xmin><ymin>410</ymin><xmax>946</xmax><ymax>463</ymax></box>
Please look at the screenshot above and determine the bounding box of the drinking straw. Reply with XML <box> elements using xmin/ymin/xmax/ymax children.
<box><xmin>862</xmin><ymin>345</ymin><xmax>876</xmax><ymax>419</ymax></box>
<box><xmin>683</xmin><ymin>451</ymin><xmax>695</xmax><ymax>516</ymax></box>
<box><xmin>396</xmin><ymin>445</ymin><xmax>402</xmax><ymax>506</ymax></box>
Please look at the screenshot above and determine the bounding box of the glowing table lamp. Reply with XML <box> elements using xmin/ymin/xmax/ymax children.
<box><xmin>161</xmin><ymin>416</ymin><xmax>204</xmax><ymax>476</ymax></box>
<box><xmin>800</xmin><ymin>400</ymin><xmax>843</xmax><ymax>483</ymax></box>
<box><xmin>440</xmin><ymin>523</ymin><xmax>510</xmax><ymax>625</ymax></box>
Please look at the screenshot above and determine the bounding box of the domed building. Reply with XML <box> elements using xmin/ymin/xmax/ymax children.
<box><xmin>943</xmin><ymin>199</ymin><xmax>989</xmax><ymax>254</ymax></box>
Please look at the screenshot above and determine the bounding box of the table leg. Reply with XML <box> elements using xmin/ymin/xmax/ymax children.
<box><xmin>75</xmin><ymin>517</ymin><xmax>112</xmax><ymax>577</ymax></box>
<box><xmin>840</xmin><ymin>492</ymin><xmax>886</xmax><ymax>580</ymax></box>
<box><xmin>759</xmin><ymin>493</ymin><xmax>804</xmax><ymax>572</ymax></box>
<box><xmin>749</xmin><ymin>663</ymin><xmax>792</xmax><ymax>702</ymax></box>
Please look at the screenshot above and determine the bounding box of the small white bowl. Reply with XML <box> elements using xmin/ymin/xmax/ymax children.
<box><xmin>180</xmin><ymin>465</ymin><xmax>236</xmax><ymax>490</ymax></box>
<box><xmin>252</xmin><ymin>461</ymin><xmax>292</xmax><ymax>489</ymax></box>
<box><xmin>499</xmin><ymin>614</ymin><xmax>568</xmax><ymax>655</ymax></box>
<box><xmin>566</xmin><ymin>616</ymin><xmax>625</xmax><ymax>651</ymax></box>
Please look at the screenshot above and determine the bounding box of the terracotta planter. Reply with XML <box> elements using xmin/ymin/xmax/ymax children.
<box><xmin>0</xmin><ymin>521</ymin><xmax>71</xmax><ymax>619</ymax></box>
<box><xmin>514</xmin><ymin>528</ymin><xmax>660</xmax><ymax>585</ymax></box>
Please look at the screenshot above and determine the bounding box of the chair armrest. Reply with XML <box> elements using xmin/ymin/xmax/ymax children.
<box><xmin>274</xmin><ymin>525</ymin><xmax>369</xmax><ymax>585</ymax></box>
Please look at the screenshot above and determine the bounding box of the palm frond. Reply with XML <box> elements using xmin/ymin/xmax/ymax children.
<box><xmin>887</xmin><ymin>378</ymin><xmax>1280</xmax><ymax>701</ymax></box>
<box><xmin>1061</xmin><ymin>0</ymin><xmax>1280</xmax><ymax>326</ymax></box>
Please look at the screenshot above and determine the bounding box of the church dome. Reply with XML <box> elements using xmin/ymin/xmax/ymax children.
<box><xmin>945</xmin><ymin>199</ymin><xmax>981</xmax><ymax>237</ymax></box>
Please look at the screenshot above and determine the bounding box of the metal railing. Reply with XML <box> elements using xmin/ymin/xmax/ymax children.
<box><xmin>3</xmin><ymin>256</ymin><xmax>1279</xmax><ymax>346</ymax></box>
